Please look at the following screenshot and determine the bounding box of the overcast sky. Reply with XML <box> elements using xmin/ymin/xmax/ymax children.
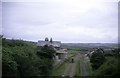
<box><xmin>2</xmin><ymin>0</ymin><xmax>119</xmax><ymax>43</ymax></box>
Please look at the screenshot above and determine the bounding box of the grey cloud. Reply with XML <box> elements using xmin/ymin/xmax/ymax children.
<box><xmin>2</xmin><ymin>1</ymin><xmax>118</xmax><ymax>43</ymax></box>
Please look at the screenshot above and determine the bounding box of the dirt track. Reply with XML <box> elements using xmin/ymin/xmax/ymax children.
<box><xmin>53</xmin><ymin>52</ymin><xmax>91</xmax><ymax>76</ymax></box>
<box><xmin>63</xmin><ymin>53</ymin><xmax>80</xmax><ymax>77</ymax></box>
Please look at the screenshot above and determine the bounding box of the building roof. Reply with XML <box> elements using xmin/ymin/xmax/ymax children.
<box><xmin>37</xmin><ymin>40</ymin><xmax>61</xmax><ymax>47</ymax></box>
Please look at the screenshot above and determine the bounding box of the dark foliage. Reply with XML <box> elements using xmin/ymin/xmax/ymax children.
<box><xmin>92</xmin><ymin>55</ymin><xmax>120</xmax><ymax>77</ymax></box>
<box><xmin>36</xmin><ymin>45</ymin><xmax>55</xmax><ymax>75</ymax></box>
<box><xmin>90</xmin><ymin>50</ymin><xmax>106</xmax><ymax>70</ymax></box>
<box><xmin>2</xmin><ymin>38</ymin><xmax>56</xmax><ymax>77</ymax></box>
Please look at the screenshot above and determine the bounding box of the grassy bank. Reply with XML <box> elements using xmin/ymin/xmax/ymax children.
<box><xmin>91</xmin><ymin>55</ymin><xmax>120</xmax><ymax>76</ymax></box>
<box><xmin>75</xmin><ymin>59</ymin><xmax>81</xmax><ymax>76</ymax></box>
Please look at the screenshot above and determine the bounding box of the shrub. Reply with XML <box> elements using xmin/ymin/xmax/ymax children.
<box><xmin>92</xmin><ymin>56</ymin><xmax>120</xmax><ymax>77</ymax></box>
<box><xmin>90</xmin><ymin>51</ymin><xmax>106</xmax><ymax>70</ymax></box>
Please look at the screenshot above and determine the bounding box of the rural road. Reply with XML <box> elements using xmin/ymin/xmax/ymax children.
<box><xmin>63</xmin><ymin>53</ymin><xmax>80</xmax><ymax>77</ymax></box>
<box><xmin>80</xmin><ymin>53</ymin><xmax>91</xmax><ymax>76</ymax></box>
<box><xmin>53</xmin><ymin>52</ymin><xmax>91</xmax><ymax>77</ymax></box>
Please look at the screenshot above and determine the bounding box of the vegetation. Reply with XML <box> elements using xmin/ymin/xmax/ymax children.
<box><xmin>90</xmin><ymin>51</ymin><xmax>106</xmax><ymax>70</ymax></box>
<box><xmin>52</xmin><ymin>51</ymin><xmax>77</xmax><ymax>76</ymax></box>
<box><xmin>52</xmin><ymin>61</ymin><xmax>68</xmax><ymax>76</ymax></box>
<box><xmin>36</xmin><ymin>45</ymin><xmax>55</xmax><ymax>76</ymax></box>
<box><xmin>2</xmin><ymin>37</ymin><xmax>56</xmax><ymax>77</ymax></box>
<box><xmin>92</xmin><ymin>55</ymin><xmax>120</xmax><ymax>77</ymax></box>
<box><xmin>91</xmin><ymin>48</ymin><xmax>120</xmax><ymax>77</ymax></box>
<box><xmin>75</xmin><ymin>59</ymin><xmax>81</xmax><ymax>76</ymax></box>
<box><xmin>2</xmin><ymin>35</ymin><xmax>119</xmax><ymax>77</ymax></box>
<box><xmin>61</xmin><ymin>44</ymin><xmax>81</xmax><ymax>51</ymax></box>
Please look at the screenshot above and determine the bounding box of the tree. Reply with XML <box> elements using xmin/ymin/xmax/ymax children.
<box><xmin>2</xmin><ymin>38</ymin><xmax>56</xmax><ymax>77</ymax></box>
<box><xmin>2</xmin><ymin>39</ymin><xmax>41</xmax><ymax>77</ymax></box>
<box><xmin>36</xmin><ymin>45</ymin><xmax>56</xmax><ymax>76</ymax></box>
<box><xmin>2</xmin><ymin>47</ymin><xmax>18</xmax><ymax>76</ymax></box>
<box><xmin>92</xmin><ymin>56</ymin><xmax>120</xmax><ymax>77</ymax></box>
<box><xmin>90</xmin><ymin>49</ymin><xmax>106</xmax><ymax>70</ymax></box>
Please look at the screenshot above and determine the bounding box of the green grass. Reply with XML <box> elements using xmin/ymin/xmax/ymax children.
<box><xmin>68</xmin><ymin>50</ymin><xmax>78</xmax><ymax>57</ymax></box>
<box><xmin>61</xmin><ymin>44</ymin><xmax>90</xmax><ymax>52</ymax></box>
<box><xmin>52</xmin><ymin>61</ymin><xmax>68</xmax><ymax>76</ymax></box>
<box><xmin>75</xmin><ymin>59</ymin><xmax>81</xmax><ymax>76</ymax></box>
<box><xmin>91</xmin><ymin>56</ymin><xmax>119</xmax><ymax>76</ymax></box>
<box><xmin>61</xmin><ymin>45</ymin><xmax>80</xmax><ymax>51</ymax></box>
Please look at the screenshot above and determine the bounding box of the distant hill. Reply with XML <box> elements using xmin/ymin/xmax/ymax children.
<box><xmin>61</xmin><ymin>43</ymin><xmax>118</xmax><ymax>49</ymax></box>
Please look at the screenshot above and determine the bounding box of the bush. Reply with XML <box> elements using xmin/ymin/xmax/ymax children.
<box><xmin>2</xmin><ymin>47</ymin><xmax>18</xmax><ymax>76</ymax></box>
<box><xmin>90</xmin><ymin>51</ymin><xmax>106</xmax><ymax>70</ymax></box>
<box><xmin>36</xmin><ymin>45</ymin><xmax>56</xmax><ymax>76</ymax></box>
<box><xmin>92</xmin><ymin>56</ymin><xmax>120</xmax><ymax>77</ymax></box>
<box><xmin>2</xmin><ymin>38</ymin><xmax>42</xmax><ymax>77</ymax></box>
